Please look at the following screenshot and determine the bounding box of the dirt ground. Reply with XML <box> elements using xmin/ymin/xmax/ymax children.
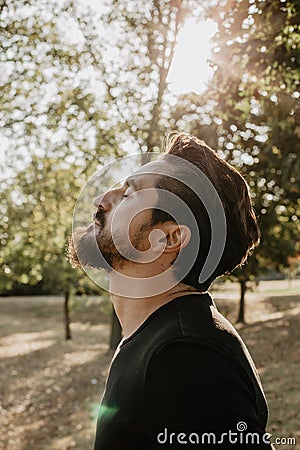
<box><xmin>0</xmin><ymin>280</ymin><xmax>299</xmax><ymax>450</ymax></box>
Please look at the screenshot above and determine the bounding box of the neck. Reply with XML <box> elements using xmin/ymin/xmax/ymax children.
<box><xmin>110</xmin><ymin>281</ymin><xmax>202</xmax><ymax>339</ymax></box>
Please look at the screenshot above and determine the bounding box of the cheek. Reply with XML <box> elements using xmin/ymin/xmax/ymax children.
<box><xmin>129</xmin><ymin>209</ymin><xmax>152</xmax><ymax>232</ymax></box>
<box><xmin>109</xmin><ymin>197</ymin><xmax>154</xmax><ymax>245</ymax></box>
<box><xmin>129</xmin><ymin>211</ymin><xmax>153</xmax><ymax>251</ymax></box>
<box><xmin>111</xmin><ymin>202</ymin><xmax>150</xmax><ymax>229</ymax></box>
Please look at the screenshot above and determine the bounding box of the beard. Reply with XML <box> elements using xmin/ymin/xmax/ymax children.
<box><xmin>67</xmin><ymin>211</ymin><xmax>149</xmax><ymax>272</ymax></box>
<box><xmin>67</xmin><ymin>224</ymin><xmax>114</xmax><ymax>271</ymax></box>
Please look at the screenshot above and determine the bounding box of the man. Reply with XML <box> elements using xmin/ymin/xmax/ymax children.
<box><xmin>68</xmin><ymin>133</ymin><xmax>274</xmax><ymax>449</ymax></box>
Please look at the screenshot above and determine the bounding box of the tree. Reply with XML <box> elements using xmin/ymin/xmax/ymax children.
<box><xmin>0</xmin><ymin>156</ymin><xmax>91</xmax><ymax>338</ymax></box>
<box><xmin>98</xmin><ymin>0</ymin><xmax>209</xmax><ymax>152</ymax></box>
<box><xmin>1</xmin><ymin>0</ymin><xmax>189</xmax><ymax>345</ymax></box>
<box><xmin>0</xmin><ymin>0</ymin><xmax>121</xmax><ymax>174</ymax></box>
<box><xmin>171</xmin><ymin>0</ymin><xmax>299</xmax><ymax>321</ymax></box>
<box><xmin>0</xmin><ymin>0</ymin><xmax>120</xmax><ymax>338</ymax></box>
<box><xmin>202</xmin><ymin>0</ymin><xmax>300</xmax><ymax>321</ymax></box>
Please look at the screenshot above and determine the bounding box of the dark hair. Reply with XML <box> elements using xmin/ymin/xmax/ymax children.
<box><xmin>151</xmin><ymin>132</ymin><xmax>260</xmax><ymax>291</ymax></box>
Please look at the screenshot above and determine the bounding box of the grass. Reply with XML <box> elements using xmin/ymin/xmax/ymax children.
<box><xmin>0</xmin><ymin>279</ymin><xmax>299</xmax><ymax>450</ymax></box>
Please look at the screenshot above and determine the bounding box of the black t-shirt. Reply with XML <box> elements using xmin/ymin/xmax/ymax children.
<box><xmin>94</xmin><ymin>293</ymin><xmax>272</xmax><ymax>449</ymax></box>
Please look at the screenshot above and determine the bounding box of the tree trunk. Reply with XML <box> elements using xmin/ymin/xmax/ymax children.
<box><xmin>110</xmin><ymin>309</ymin><xmax>122</xmax><ymax>350</ymax></box>
<box><xmin>236</xmin><ymin>279</ymin><xmax>247</xmax><ymax>323</ymax></box>
<box><xmin>64</xmin><ymin>289</ymin><xmax>72</xmax><ymax>340</ymax></box>
<box><xmin>144</xmin><ymin>5</ymin><xmax>183</xmax><ymax>153</ymax></box>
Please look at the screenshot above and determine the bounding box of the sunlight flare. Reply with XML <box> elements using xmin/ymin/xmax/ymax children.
<box><xmin>168</xmin><ymin>18</ymin><xmax>218</xmax><ymax>94</ymax></box>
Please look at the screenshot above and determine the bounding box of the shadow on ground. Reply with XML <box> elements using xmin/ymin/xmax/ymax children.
<box><xmin>0</xmin><ymin>297</ymin><xmax>112</xmax><ymax>450</ymax></box>
<box><xmin>216</xmin><ymin>291</ymin><xmax>300</xmax><ymax>449</ymax></box>
<box><xmin>1</xmin><ymin>283</ymin><xmax>299</xmax><ymax>449</ymax></box>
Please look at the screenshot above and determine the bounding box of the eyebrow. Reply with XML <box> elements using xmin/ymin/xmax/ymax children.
<box><xmin>126</xmin><ymin>177</ymin><xmax>138</xmax><ymax>190</ymax></box>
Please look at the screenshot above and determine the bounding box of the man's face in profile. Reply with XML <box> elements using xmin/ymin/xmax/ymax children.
<box><xmin>68</xmin><ymin>147</ymin><xmax>230</xmax><ymax>297</ymax></box>
<box><xmin>68</xmin><ymin>161</ymin><xmax>164</xmax><ymax>273</ymax></box>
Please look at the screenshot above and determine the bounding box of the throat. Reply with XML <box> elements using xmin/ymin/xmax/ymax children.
<box><xmin>110</xmin><ymin>284</ymin><xmax>203</xmax><ymax>339</ymax></box>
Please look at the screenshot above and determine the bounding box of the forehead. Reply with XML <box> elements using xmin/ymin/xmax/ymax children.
<box><xmin>127</xmin><ymin>159</ymin><xmax>172</xmax><ymax>188</ymax></box>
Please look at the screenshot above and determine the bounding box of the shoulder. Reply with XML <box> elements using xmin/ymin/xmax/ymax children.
<box><xmin>140</xmin><ymin>293</ymin><xmax>222</xmax><ymax>346</ymax></box>
<box><xmin>142</xmin><ymin>339</ymin><xmax>266</xmax><ymax>435</ymax></box>
<box><xmin>124</xmin><ymin>293</ymin><xmax>250</xmax><ymax>373</ymax></box>
<box><xmin>146</xmin><ymin>338</ymin><xmax>252</xmax><ymax>393</ymax></box>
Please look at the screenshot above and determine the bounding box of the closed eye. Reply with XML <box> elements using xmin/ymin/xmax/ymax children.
<box><xmin>121</xmin><ymin>186</ymin><xmax>133</xmax><ymax>198</ymax></box>
<box><xmin>121</xmin><ymin>179</ymin><xmax>136</xmax><ymax>198</ymax></box>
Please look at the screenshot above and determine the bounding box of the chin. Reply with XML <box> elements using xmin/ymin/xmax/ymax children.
<box><xmin>68</xmin><ymin>225</ymin><xmax>111</xmax><ymax>270</ymax></box>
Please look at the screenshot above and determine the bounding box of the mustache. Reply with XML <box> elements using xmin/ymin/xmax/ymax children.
<box><xmin>94</xmin><ymin>209</ymin><xmax>106</xmax><ymax>228</ymax></box>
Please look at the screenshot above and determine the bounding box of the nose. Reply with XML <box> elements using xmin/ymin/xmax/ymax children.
<box><xmin>93</xmin><ymin>193</ymin><xmax>105</xmax><ymax>208</ymax></box>
<box><xmin>93</xmin><ymin>192</ymin><xmax>109</xmax><ymax>211</ymax></box>
<box><xmin>93</xmin><ymin>188</ymin><xmax>119</xmax><ymax>211</ymax></box>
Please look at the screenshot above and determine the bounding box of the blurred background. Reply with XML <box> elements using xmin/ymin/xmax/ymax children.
<box><xmin>0</xmin><ymin>0</ymin><xmax>299</xmax><ymax>449</ymax></box>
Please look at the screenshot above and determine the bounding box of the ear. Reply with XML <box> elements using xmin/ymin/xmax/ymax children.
<box><xmin>150</xmin><ymin>228</ymin><xmax>167</xmax><ymax>254</ymax></box>
<box><xmin>164</xmin><ymin>223</ymin><xmax>191</xmax><ymax>253</ymax></box>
